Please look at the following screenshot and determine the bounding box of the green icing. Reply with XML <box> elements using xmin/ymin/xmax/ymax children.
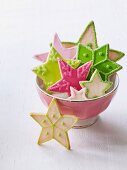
<box><xmin>33</xmin><ymin>47</ymin><xmax>62</xmax><ymax>89</ymax></box>
<box><xmin>94</xmin><ymin>59</ymin><xmax>122</xmax><ymax>79</ymax></box>
<box><xmin>33</xmin><ymin>48</ymin><xmax>81</xmax><ymax>90</ymax></box>
<box><xmin>67</xmin><ymin>59</ymin><xmax>81</xmax><ymax>69</ymax></box>
<box><xmin>50</xmin><ymin>21</ymin><xmax>124</xmax><ymax>63</ymax></box>
<box><xmin>77</xmin><ymin>44</ymin><xmax>109</xmax><ymax>65</ymax></box>
<box><xmin>33</xmin><ymin>21</ymin><xmax>124</xmax><ymax>87</ymax></box>
<box><xmin>77</xmin><ymin>44</ymin><xmax>94</xmax><ymax>64</ymax></box>
<box><xmin>62</xmin><ymin>41</ymin><xmax>77</xmax><ymax>46</ymax></box>
<box><xmin>94</xmin><ymin>44</ymin><xmax>109</xmax><ymax>65</ymax></box>
<box><xmin>77</xmin><ymin>43</ymin><xmax>122</xmax><ymax>80</ymax></box>
<box><xmin>99</xmin><ymin>73</ymin><xmax>107</xmax><ymax>81</ymax></box>
<box><xmin>86</xmin><ymin>67</ymin><xmax>94</xmax><ymax>80</ymax></box>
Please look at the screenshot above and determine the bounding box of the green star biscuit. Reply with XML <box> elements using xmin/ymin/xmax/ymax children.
<box><xmin>33</xmin><ymin>47</ymin><xmax>62</xmax><ymax>89</ymax></box>
<box><xmin>94</xmin><ymin>59</ymin><xmax>122</xmax><ymax>80</ymax></box>
<box><xmin>33</xmin><ymin>47</ymin><xmax>81</xmax><ymax>89</ymax></box>
<box><xmin>77</xmin><ymin>44</ymin><xmax>94</xmax><ymax>65</ymax></box>
<box><xmin>62</xmin><ymin>21</ymin><xmax>124</xmax><ymax>61</ymax></box>
<box><xmin>77</xmin><ymin>43</ymin><xmax>122</xmax><ymax>80</ymax></box>
<box><xmin>77</xmin><ymin>43</ymin><xmax>109</xmax><ymax>65</ymax></box>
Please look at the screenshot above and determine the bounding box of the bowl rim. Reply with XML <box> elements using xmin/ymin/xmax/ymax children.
<box><xmin>35</xmin><ymin>74</ymin><xmax>119</xmax><ymax>103</ymax></box>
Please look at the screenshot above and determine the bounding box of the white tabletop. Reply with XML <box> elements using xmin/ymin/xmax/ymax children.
<box><xmin>0</xmin><ymin>0</ymin><xmax>127</xmax><ymax>169</ymax></box>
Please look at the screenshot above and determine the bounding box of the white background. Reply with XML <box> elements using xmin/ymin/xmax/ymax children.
<box><xmin>0</xmin><ymin>0</ymin><xmax>127</xmax><ymax>170</ymax></box>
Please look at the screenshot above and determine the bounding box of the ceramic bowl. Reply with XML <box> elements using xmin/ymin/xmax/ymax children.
<box><xmin>36</xmin><ymin>74</ymin><xmax>119</xmax><ymax>128</ymax></box>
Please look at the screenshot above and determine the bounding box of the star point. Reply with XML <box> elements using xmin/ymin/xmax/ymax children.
<box><xmin>53</xmin><ymin>33</ymin><xmax>76</xmax><ymax>60</ymax></box>
<box><xmin>78</xmin><ymin>20</ymin><xmax>98</xmax><ymax>49</ymax></box>
<box><xmin>34</xmin><ymin>52</ymin><xmax>49</xmax><ymax>62</ymax></box>
<box><xmin>34</xmin><ymin>33</ymin><xmax>77</xmax><ymax>62</ymax></box>
<box><xmin>77</xmin><ymin>44</ymin><xmax>122</xmax><ymax>80</ymax></box>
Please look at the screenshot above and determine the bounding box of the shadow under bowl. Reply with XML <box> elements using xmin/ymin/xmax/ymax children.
<box><xmin>36</xmin><ymin>74</ymin><xmax>119</xmax><ymax>128</ymax></box>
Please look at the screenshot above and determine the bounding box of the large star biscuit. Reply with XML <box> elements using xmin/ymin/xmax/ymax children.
<box><xmin>31</xmin><ymin>99</ymin><xmax>78</xmax><ymax>149</ymax></box>
<box><xmin>48</xmin><ymin>59</ymin><xmax>92</xmax><ymax>96</ymax></box>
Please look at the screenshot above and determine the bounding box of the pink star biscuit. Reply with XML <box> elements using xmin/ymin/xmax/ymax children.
<box><xmin>67</xmin><ymin>87</ymin><xmax>88</xmax><ymax>101</ymax></box>
<box><xmin>34</xmin><ymin>52</ymin><xmax>48</xmax><ymax>62</ymax></box>
<box><xmin>53</xmin><ymin>33</ymin><xmax>76</xmax><ymax>59</ymax></box>
<box><xmin>34</xmin><ymin>33</ymin><xmax>76</xmax><ymax>62</ymax></box>
<box><xmin>48</xmin><ymin>59</ymin><xmax>92</xmax><ymax>96</ymax></box>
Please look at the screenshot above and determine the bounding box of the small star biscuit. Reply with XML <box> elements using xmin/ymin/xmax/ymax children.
<box><xmin>67</xmin><ymin>87</ymin><xmax>88</xmax><ymax>101</ymax></box>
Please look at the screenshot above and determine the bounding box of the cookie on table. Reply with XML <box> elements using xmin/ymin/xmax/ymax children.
<box><xmin>30</xmin><ymin>99</ymin><xmax>78</xmax><ymax>149</ymax></box>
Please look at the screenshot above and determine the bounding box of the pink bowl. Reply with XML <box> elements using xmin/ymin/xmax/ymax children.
<box><xmin>36</xmin><ymin>74</ymin><xmax>119</xmax><ymax>128</ymax></box>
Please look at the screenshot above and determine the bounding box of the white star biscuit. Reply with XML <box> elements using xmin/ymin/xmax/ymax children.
<box><xmin>30</xmin><ymin>99</ymin><xmax>78</xmax><ymax>149</ymax></box>
<box><xmin>67</xmin><ymin>87</ymin><xmax>88</xmax><ymax>101</ymax></box>
<box><xmin>80</xmin><ymin>70</ymin><xmax>113</xmax><ymax>99</ymax></box>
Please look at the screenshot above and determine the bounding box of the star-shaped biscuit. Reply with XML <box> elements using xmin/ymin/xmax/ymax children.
<box><xmin>53</xmin><ymin>33</ymin><xmax>76</xmax><ymax>59</ymax></box>
<box><xmin>77</xmin><ymin>44</ymin><xmax>122</xmax><ymax>80</ymax></box>
<box><xmin>48</xmin><ymin>59</ymin><xmax>92</xmax><ymax>96</ymax></box>
<box><xmin>62</xmin><ymin>21</ymin><xmax>125</xmax><ymax>61</ymax></box>
<box><xmin>67</xmin><ymin>87</ymin><xmax>88</xmax><ymax>101</ymax></box>
<box><xmin>30</xmin><ymin>99</ymin><xmax>78</xmax><ymax>149</ymax></box>
<box><xmin>34</xmin><ymin>52</ymin><xmax>49</xmax><ymax>62</ymax></box>
<box><xmin>80</xmin><ymin>69</ymin><xmax>113</xmax><ymax>99</ymax></box>
<box><xmin>33</xmin><ymin>47</ymin><xmax>62</xmax><ymax>89</ymax></box>
<box><xmin>34</xmin><ymin>33</ymin><xmax>76</xmax><ymax>63</ymax></box>
<box><xmin>108</xmin><ymin>49</ymin><xmax>125</xmax><ymax>62</ymax></box>
<box><xmin>33</xmin><ymin>47</ymin><xmax>81</xmax><ymax>90</ymax></box>
<box><xmin>34</xmin><ymin>21</ymin><xmax>124</xmax><ymax>63</ymax></box>
<box><xmin>78</xmin><ymin>21</ymin><xmax>125</xmax><ymax>60</ymax></box>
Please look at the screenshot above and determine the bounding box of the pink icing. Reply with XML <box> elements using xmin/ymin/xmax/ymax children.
<box><xmin>53</xmin><ymin>33</ymin><xmax>76</xmax><ymax>59</ymax></box>
<box><xmin>34</xmin><ymin>52</ymin><xmax>49</xmax><ymax>62</ymax></box>
<box><xmin>48</xmin><ymin>59</ymin><xmax>92</xmax><ymax>96</ymax></box>
<box><xmin>34</xmin><ymin>33</ymin><xmax>77</xmax><ymax>62</ymax></box>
